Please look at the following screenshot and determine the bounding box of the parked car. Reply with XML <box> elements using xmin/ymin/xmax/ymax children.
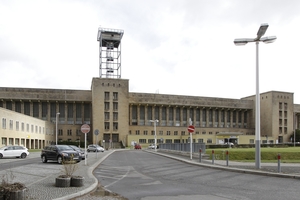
<box><xmin>69</xmin><ymin>145</ymin><xmax>87</xmax><ymax>160</ymax></box>
<box><xmin>0</xmin><ymin>145</ymin><xmax>29</xmax><ymax>159</ymax></box>
<box><xmin>87</xmin><ymin>145</ymin><xmax>104</xmax><ymax>152</ymax></box>
<box><xmin>41</xmin><ymin>145</ymin><xmax>80</xmax><ymax>164</ymax></box>
<box><xmin>148</xmin><ymin>144</ymin><xmax>155</xmax><ymax>149</ymax></box>
<box><xmin>134</xmin><ymin>144</ymin><xmax>141</xmax><ymax>149</ymax></box>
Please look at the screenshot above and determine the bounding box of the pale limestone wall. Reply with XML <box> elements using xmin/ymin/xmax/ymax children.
<box><xmin>91</xmin><ymin>78</ymin><xmax>129</xmax><ymax>145</ymax></box>
<box><xmin>0</xmin><ymin>107</ymin><xmax>54</xmax><ymax>149</ymax></box>
<box><xmin>0</xmin><ymin>87</ymin><xmax>91</xmax><ymax>102</ymax></box>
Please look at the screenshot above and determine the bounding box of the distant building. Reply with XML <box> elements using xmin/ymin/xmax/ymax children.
<box><xmin>1</xmin><ymin>27</ymin><xmax>299</xmax><ymax>149</ymax></box>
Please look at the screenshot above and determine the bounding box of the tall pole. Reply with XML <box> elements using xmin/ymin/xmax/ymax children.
<box><xmin>55</xmin><ymin>112</ymin><xmax>60</xmax><ymax>145</ymax></box>
<box><xmin>255</xmin><ymin>42</ymin><xmax>261</xmax><ymax>169</ymax></box>
<box><xmin>154</xmin><ymin>120</ymin><xmax>157</xmax><ymax>152</ymax></box>
<box><xmin>150</xmin><ymin>119</ymin><xmax>159</xmax><ymax>152</ymax></box>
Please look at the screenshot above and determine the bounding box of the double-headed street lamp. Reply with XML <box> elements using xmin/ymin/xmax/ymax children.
<box><xmin>56</xmin><ymin>112</ymin><xmax>60</xmax><ymax>145</ymax></box>
<box><xmin>234</xmin><ymin>23</ymin><xmax>276</xmax><ymax>169</ymax></box>
<box><xmin>150</xmin><ymin>119</ymin><xmax>159</xmax><ymax>152</ymax></box>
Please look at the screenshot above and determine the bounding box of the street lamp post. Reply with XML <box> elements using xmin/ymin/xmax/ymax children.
<box><xmin>234</xmin><ymin>23</ymin><xmax>276</xmax><ymax>169</ymax></box>
<box><xmin>150</xmin><ymin>119</ymin><xmax>159</xmax><ymax>152</ymax></box>
<box><xmin>56</xmin><ymin>112</ymin><xmax>60</xmax><ymax>145</ymax></box>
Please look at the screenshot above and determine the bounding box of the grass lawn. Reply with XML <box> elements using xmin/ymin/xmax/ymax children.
<box><xmin>205</xmin><ymin>147</ymin><xmax>300</xmax><ymax>162</ymax></box>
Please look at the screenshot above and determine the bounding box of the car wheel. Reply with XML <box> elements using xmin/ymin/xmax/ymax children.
<box><xmin>57</xmin><ymin>156</ymin><xmax>63</xmax><ymax>164</ymax></box>
<box><xmin>42</xmin><ymin>155</ymin><xmax>47</xmax><ymax>163</ymax></box>
<box><xmin>20</xmin><ymin>153</ymin><xmax>27</xmax><ymax>159</ymax></box>
<box><xmin>0</xmin><ymin>153</ymin><xmax>3</xmax><ymax>159</ymax></box>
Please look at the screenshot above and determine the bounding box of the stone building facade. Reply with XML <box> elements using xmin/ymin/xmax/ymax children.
<box><xmin>1</xmin><ymin>79</ymin><xmax>299</xmax><ymax>149</ymax></box>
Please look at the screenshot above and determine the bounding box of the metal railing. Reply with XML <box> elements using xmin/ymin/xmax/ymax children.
<box><xmin>159</xmin><ymin>143</ymin><xmax>206</xmax><ymax>154</ymax></box>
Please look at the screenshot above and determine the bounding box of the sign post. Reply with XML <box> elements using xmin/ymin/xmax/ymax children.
<box><xmin>81</xmin><ymin>124</ymin><xmax>90</xmax><ymax>165</ymax></box>
<box><xmin>188</xmin><ymin>118</ymin><xmax>195</xmax><ymax>160</ymax></box>
<box><xmin>94</xmin><ymin>129</ymin><xmax>99</xmax><ymax>158</ymax></box>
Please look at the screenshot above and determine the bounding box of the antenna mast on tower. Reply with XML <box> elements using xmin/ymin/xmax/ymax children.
<box><xmin>97</xmin><ymin>27</ymin><xmax>124</xmax><ymax>78</ymax></box>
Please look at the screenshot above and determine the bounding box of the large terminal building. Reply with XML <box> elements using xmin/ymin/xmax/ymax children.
<box><xmin>1</xmin><ymin>28</ymin><xmax>300</xmax><ymax>149</ymax></box>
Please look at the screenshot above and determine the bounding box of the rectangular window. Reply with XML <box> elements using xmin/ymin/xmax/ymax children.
<box><xmin>155</xmin><ymin>107</ymin><xmax>159</xmax><ymax>120</ymax></box>
<box><xmin>59</xmin><ymin>103</ymin><xmax>65</xmax><ymax>119</ymax></box>
<box><xmin>139</xmin><ymin>139</ymin><xmax>146</xmax><ymax>143</ymax></box>
<box><xmin>16</xmin><ymin>121</ymin><xmax>19</xmax><ymax>131</ymax></box>
<box><xmin>2</xmin><ymin>118</ymin><xmax>6</xmax><ymax>129</ymax></box>
<box><xmin>9</xmin><ymin>120</ymin><xmax>13</xmax><ymax>130</ymax></box>
<box><xmin>279</xmin><ymin>102</ymin><xmax>282</xmax><ymax>110</ymax></box>
<box><xmin>26</xmin><ymin>124</ymin><xmax>29</xmax><ymax>132</ymax></box>
<box><xmin>35</xmin><ymin>125</ymin><xmax>38</xmax><ymax>133</ymax></box>
<box><xmin>202</xmin><ymin>132</ymin><xmax>206</xmax><ymax>135</ymax></box>
<box><xmin>84</xmin><ymin>103</ymin><xmax>91</xmax><ymax>123</ymax></box>
<box><xmin>15</xmin><ymin>102</ymin><xmax>21</xmax><ymax>113</ymax></box>
<box><xmin>113</xmin><ymin>112</ymin><xmax>118</xmax><ymax>121</ymax></box>
<box><xmin>147</xmin><ymin>106</ymin><xmax>152</xmax><ymax>122</ymax></box>
<box><xmin>159</xmin><ymin>131</ymin><xmax>163</xmax><ymax>135</ymax></box>
<box><xmin>135</xmin><ymin>130</ymin><xmax>140</xmax><ymax>135</ymax></box>
<box><xmin>174</xmin><ymin>131</ymin><xmax>178</xmax><ymax>135</ymax></box>
<box><xmin>207</xmin><ymin>139</ymin><xmax>212</xmax><ymax>143</ymax></box>
<box><xmin>105</xmin><ymin>92</ymin><xmax>110</xmax><ymax>100</ymax></box>
<box><xmin>105</xmin><ymin>102</ymin><xmax>110</xmax><ymax>110</ymax></box>
<box><xmin>181</xmin><ymin>131</ymin><xmax>185</xmax><ymax>135</ymax></box>
<box><xmin>113</xmin><ymin>102</ymin><xmax>118</xmax><ymax>111</ymax></box>
<box><xmin>113</xmin><ymin>92</ymin><xmax>118</xmax><ymax>100</ymax></box>
<box><xmin>67</xmin><ymin>129</ymin><xmax>72</xmax><ymax>136</ymax></box>
<box><xmin>67</xmin><ymin>103</ymin><xmax>73</xmax><ymax>124</ymax></box>
<box><xmin>76</xmin><ymin>129</ymin><xmax>81</xmax><ymax>136</ymax></box>
<box><xmin>21</xmin><ymin>122</ymin><xmax>24</xmax><ymax>131</ymax></box>
<box><xmin>42</xmin><ymin>102</ymin><xmax>48</xmax><ymax>119</ymax></box>
<box><xmin>24</xmin><ymin>102</ymin><xmax>30</xmax><ymax>116</ymax></box>
<box><xmin>105</xmin><ymin>122</ymin><xmax>110</xmax><ymax>130</ymax></box>
<box><xmin>143</xmin><ymin>130</ymin><xmax>148</xmax><ymax>135</ymax></box>
<box><xmin>148</xmin><ymin>139</ymin><xmax>154</xmax><ymax>144</ymax></box>
<box><xmin>113</xmin><ymin>122</ymin><xmax>118</xmax><ymax>130</ymax></box>
<box><xmin>6</xmin><ymin>101</ymin><xmax>12</xmax><ymax>110</ymax></box>
<box><xmin>31</xmin><ymin>124</ymin><xmax>34</xmax><ymax>133</ymax></box>
<box><xmin>249</xmin><ymin>139</ymin><xmax>254</xmax><ymax>144</ymax></box>
<box><xmin>166</xmin><ymin>131</ymin><xmax>171</xmax><ymax>135</ymax></box>
<box><xmin>33</xmin><ymin>102</ymin><xmax>39</xmax><ymax>117</ymax></box>
<box><xmin>105</xmin><ymin>112</ymin><xmax>110</xmax><ymax>120</ymax></box>
<box><xmin>58</xmin><ymin>129</ymin><xmax>63</xmax><ymax>136</ymax></box>
<box><xmin>169</xmin><ymin>107</ymin><xmax>173</xmax><ymax>120</ymax></box>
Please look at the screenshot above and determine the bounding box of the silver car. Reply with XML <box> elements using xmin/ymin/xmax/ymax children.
<box><xmin>87</xmin><ymin>145</ymin><xmax>104</xmax><ymax>152</ymax></box>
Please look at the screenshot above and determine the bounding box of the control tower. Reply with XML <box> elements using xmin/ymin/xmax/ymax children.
<box><xmin>97</xmin><ymin>27</ymin><xmax>124</xmax><ymax>78</ymax></box>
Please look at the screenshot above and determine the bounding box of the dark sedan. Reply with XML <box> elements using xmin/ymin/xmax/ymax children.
<box><xmin>41</xmin><ymin>145</ymin><xmax>80</xmax><ymax>164</ymax></box>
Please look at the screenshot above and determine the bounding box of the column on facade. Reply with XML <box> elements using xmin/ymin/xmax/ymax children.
<box><xmin>180</xmin><ymin>106</ymin><xmax>183</xmax><ymax>126</ymax></box>
<box><xmin>166</xmin><ymin>106</ymin><xmax>169</xmax><ymax>126</ymax></box>
<box><xmin>199</xmin><ymin>108</ymin><xmax>202</xmax><ymax>127</ymax></box>
<box><xmin>12</xmin><ymin>101</ymin><xmax>15</xmax><ymax>111</ymax></box>
<box><xmin>47</xmin><ymin>102</ymin><xmax>50</xmax><ymax>121</ymax></box>
<box><xmin>212</xmin><ymin>108</ymin><xmax>215</xmax><ymax>127</ymax></box>
<box><xmin>224</xmin><ymin>109</ymin><xmax>227</xmax><ymax>128</ymax></box>
<box><xmin>137</xmin><ymin>104</ymin><xmax>140</xmax><ymax>126</ymax></box>
<box><xmin>173</xmin><ymin>107</ymin><xmax>176</xmax><ymax>125</ymax></box>
<box><xmin>129</xmin><ymin>104</ymin><xmax>132</xmax><ymax>125</ymax></box>
<box><xmin>230</xmin><ymin>110</ymin><xmax>233</xmax><ymax>127</ymax></box>
<box><xmin>145</xmin><ymin>105</ymin><xmax>148</xmax><ymax>125</ymax></box>
<box><xmin>159</xmin><ymin>105</ymin><xmax>162</xmax><ymax>126</ymax></box>
<box><xmin>21</xmin><ymin>101</ymin><xmax>24</xmax><ymax>115</ymax></box>
<box><xmin>72</xmin><ymin>102</ymin><xmax>76</xmax><ymax>124</ymax></box>
<box><xmin>64</xmin><ymin>103</ymin><xmax>68</xmax><ymax>124</ymax></box>
<box><xmin>39</xmin><ymin>102</ymin><xmax>42</xmax><ymax>119</ymax></box>
<box><xmin>241</xmin><ymin>110</ymin><xmax>244</xmax><ymax>128</ymax></box>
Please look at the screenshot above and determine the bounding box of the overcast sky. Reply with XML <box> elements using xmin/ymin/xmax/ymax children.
<box><xmin>1</xmin><ymin>0</ymin><xmax>300</xmax><ymax>103</ymax></box>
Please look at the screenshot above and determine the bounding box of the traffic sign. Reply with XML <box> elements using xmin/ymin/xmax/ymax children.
<box><xmin>188</xmin><ymin>125</ymin><xmax>195</xmax><ymax>133</ymax></box>
<box><xmin>81</xmin><ymin>124</ymin><xmax>90</xmax><ymax>134</ymax></box>
<box><xmin>94</xmin><ymin>129</ymin><xmax>99</xmax><ymax>135</ymax></box>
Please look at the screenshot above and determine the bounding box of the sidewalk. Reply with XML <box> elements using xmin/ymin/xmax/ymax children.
<box><xmin>0</xmin><ymin>150</ymin><xmax>114</xmax><ymax>200</ymax></box>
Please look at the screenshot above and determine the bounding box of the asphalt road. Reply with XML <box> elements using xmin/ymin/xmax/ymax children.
<box><xmin>94</xmin><ymin>150</ymin><xmax>300</xmax><ymax>200</ymax></box>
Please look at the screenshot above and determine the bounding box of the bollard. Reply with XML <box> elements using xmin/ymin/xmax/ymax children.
<box><xmin>278</xmin><ymin>153</ymin><xmax>281</xmax><ymax>173</ymax></box>
<box><xmin>212</xmin><ymin>150</ymin><xmax>215</xmax><ymax>165</ymax></box>
<box><xmin>199</xmin><ymin>149</ymin><xmax>202</xmax><ymax>163</ymax></box>
<box><xmin>226</xmin><ymin>150</ymin><xmax>229</xmax><ymax>166</ymax></box>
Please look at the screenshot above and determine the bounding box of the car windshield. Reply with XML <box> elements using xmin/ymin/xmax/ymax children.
<box><xmin>57</xmin><ymin>145</ymin><xmax>73</xmax><ymax>151</ymax></box>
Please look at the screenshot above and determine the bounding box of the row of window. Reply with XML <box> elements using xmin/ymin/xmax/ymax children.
<box><xmin>1</xmin><ymin>118</ymin><xmax>51</xmax><ymax>134</ymax></box>
<box><xmin>58</xmin><ymin>129</ymin><xmax>82</xmax><ymax>136</ymax></box>
<box><xmin>131</xmin><ymin>105</ymin><xmax>248</xmax><ymax>123</ymax></box>
<box><xmin>0</xmin><ymin>101</ymin><xmax>91</xmax><ymax>123</ymax></box>
<box><xmin>136</xmin><ymin>139</ymin><xmax>274</xmax><ymax>144</ymax></box>
<box><xmin>131</xmin><ymin>130</ymin><xmax>254</xmax><ymax>136</ymax></box>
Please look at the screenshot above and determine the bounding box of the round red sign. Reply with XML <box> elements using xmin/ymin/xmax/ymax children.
<box><xmin>81</xmin><ymin>124</ymin><xmax>90</xmax><ymax>134</ymax></box>
<box><xmin>188</xmin><ymin>125</ymin><xmax>195</xmax><ymax>133</ymax></box>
